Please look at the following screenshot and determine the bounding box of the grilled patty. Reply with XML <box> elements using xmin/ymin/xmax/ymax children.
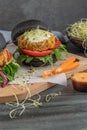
<box><xmin>18</xmin><ymin>29</ymin><xmax>56</xmax><ymax>51</ymax></box>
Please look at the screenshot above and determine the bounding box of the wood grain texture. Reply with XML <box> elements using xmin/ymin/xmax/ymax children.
<box><xmin>0</xmin><ymin>52</ymin><xmax>87</xmax><ymax>103</ymax></box>
<box><xmin>0</xmin><ymin>83</ymin><xmax>54</xmax><ymax>103</ymax></box>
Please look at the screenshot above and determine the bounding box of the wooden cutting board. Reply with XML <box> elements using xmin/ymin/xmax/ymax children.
<box><xmin>0</xmin><ymin>52</ymin><xmax>87</xmax><ymax>103</ymax></box>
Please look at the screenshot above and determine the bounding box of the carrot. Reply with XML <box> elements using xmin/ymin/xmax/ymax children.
<box><xmin>42</xmin><ymin>70</ymin><xmax>52</xmax><ymax>79</ymax></box>
<box><xmin>53</xmin><ymin>62</ymin><xmax>80</xmax><ymax>74</ymax></box>
<box><xmin>52</xmin><ymin>67</ymin><xmax>63</xmax><ymax>75</ymax></box>
<box><xmin>59</xmin><ymin>56</ymin><xmax>76</xmax><ymax>68</ymax></box>
<box><xmin>50</xmin><ymin>57</ymin><xmax>77</xmax><ymax>75</ymax></box>
<box><xmin>62</xmin><ymin>62</ymin><xmax>80</xmax><ymax>72</ymax></box>
<box><xmin>42</xmin><ymin>57</ymin><xmax>80</xmax><ymax>79</ymax></box>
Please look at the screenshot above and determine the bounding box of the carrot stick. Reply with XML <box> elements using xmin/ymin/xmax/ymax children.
<box><xmin>51</xmin><ymin>57</ymin><xmax>77</xmax><ymax>74</ymax></box>
<box><xmin>42</xmin><ymin>70</ymin><xmax>52</xmax><ymax>79</ymax></box>
<box><xmin>53</xmin><ymin>62</ymin><xmax>80</xmax><ymax>74</ymax></box>
<box><xmin>59</xmin><ymin>56</ymin><xmax>76</xmax><ymax>69</ymax></box>
<box><xmin>42</xmin><ymin>57</ymin><xmax>80</xmax><ymax>79</ymax></box>
<box><xmin>60</xmin><ymin>62</ymin><xmax>80</xmax><ymax>73</ymax></box>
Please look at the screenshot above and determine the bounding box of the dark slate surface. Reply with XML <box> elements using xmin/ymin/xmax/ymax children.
<box><xmin>1</xmin><ymin>81</ymin><xmax>87</xmax><ymax>130</ymax></box>
<box><xmin>0</xmin><ymin>0</ymin><xmax>87</xmax><ymax>130</ymax></box>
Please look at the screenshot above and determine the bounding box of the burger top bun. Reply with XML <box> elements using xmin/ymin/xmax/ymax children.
<box><xmin>11</xmin><ymin>19</ymin><xmax>49</xmax><ymax>45</ymax></box>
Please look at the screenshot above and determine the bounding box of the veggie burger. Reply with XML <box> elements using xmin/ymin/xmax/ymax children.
<box><xmin>14</xmin><ymin>29</ymin><xmax>66</xmax><ymax>66</ymax></box>
<box><xmin>0</xmin><ymin>49</ymin><xmax>19</xmax><ymax>87</ymax></box>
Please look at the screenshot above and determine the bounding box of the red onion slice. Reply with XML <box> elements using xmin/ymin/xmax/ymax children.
<box><xmin>0</xmin><ymin>71</ymin><xmax>8</xmax><ymax>87</ymax></box>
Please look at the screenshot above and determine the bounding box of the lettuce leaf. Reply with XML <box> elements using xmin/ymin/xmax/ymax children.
<box><xmin>0</xmin><ymin>77</ymin><xmax>3</xmax><ymax>83</ymax></box>
<box><xmin>14</xmin><ymin>44</ymin><xmax>67</xmax><ymax>65</ymax></box>
<box><xmin>3</xmin><ymin>59</ymin><xmax>19</xmax><ymax>81</ymax></box>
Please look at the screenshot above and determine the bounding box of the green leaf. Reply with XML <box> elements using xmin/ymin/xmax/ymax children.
<box><xmin>0</xmin><ymin>77</ymin><xmax>3</xmax><ymax>83</ymax></box>
<box><xmin>37</xmin><ymin>55</ymin><xmax>53</xmax><ymax>65</ymax></box>
<box><xmin>17</xmin><ymin>54</ymin><xmax>33</xmax><ymax>65</ymax></box>
<box><xmin>25</xmin><ymin>56</ymin><xmax>33</xmax><ymax>63</ymax></box>
<box><xmin>17</xmin><ymin>55</ymin><xmax>26</xmax><ymax>65</ymax></box>
<box><xmin>3</xmin><ymin>65</ymin><xmax>10</xmax><ymax>75</ymax></box>
<box><xmin>11</xmin><ymin>62</ymin><xmax>19</xmax><ymax>73</ymax></box>
<box><xmin>3</xmin><ymin>61</ymin><xmax>19</xmax><ymax>81</ymax></box>
<box><xmin>13</xmin><ymin>45</ymin><xmax>67</xmax><ymax>65</ymax></box>
<box><xmin>5</xmin><ymin>74</ymin><xmax>14</xmax><ymax>81</ymax></box>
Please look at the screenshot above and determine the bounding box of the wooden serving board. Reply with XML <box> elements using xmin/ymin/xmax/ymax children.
<box><xmin>0</xmin><ymin>52</ymin><xmax>87</xmax><ymax>103</ymax></box>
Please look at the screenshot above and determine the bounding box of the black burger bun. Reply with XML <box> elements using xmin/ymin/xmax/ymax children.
<box><xmin>11</xmin><ymin>19</ymin><xmax>49</xmax><ymax>45</ymax></box>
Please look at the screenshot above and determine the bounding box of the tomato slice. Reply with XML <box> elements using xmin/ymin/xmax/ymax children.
<box><xmin>22</xmin><ymin>49</ymin><xmax>52</xmax><ymax>57</ymax></box>
<box><xmin>6</xmin><ymin>50</ymin><xmax>12</xmax><ymax>62</ymax></box>
<box><xmin>52</xmin><ymin>39</ymin><xmax>61</xmax><ymax>49</ymax></box>
<box><xmin>22</xmin><ymin>39</ymin><xmax>61</xmax><ymax>57</ymax></box>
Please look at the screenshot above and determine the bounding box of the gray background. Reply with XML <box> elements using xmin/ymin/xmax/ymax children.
<box><xmin>0</xmin><ymin>0</ymin><xmax>87</xmax><ymax>32</ymax></box>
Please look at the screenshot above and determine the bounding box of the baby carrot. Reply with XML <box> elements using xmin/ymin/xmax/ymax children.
<box><xmin>51</xmin><ymin>57</ymin><xmax>77</xmax><ymax>74</ymax></box>
<box><xmin>42</xmin><ymin>70</ymin><xmax>52</xmax><ymax>79</ymax></box>
<box><xmin>42</xmin><ymin>57</ymin><xmax>80</xmax><ymax>79</ymax></box>
<box><xmin>60</xmin><ymin>56</ymin><xmax>76</xmax><ymax>69</ymax></box>
<box><xmin>60</xmin><ymin>61</ymin><xmax>80</xmax><ymax>73</ymax></box>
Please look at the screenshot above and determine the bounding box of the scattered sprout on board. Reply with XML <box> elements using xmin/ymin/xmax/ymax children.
<box><xmin>6</xmin><ymin>91</ymin><xmax>61</xmax><ymax>119</ymax></box>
